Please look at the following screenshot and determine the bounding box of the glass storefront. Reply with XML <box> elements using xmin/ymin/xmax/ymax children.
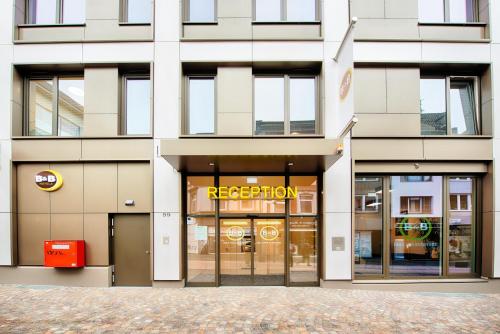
<box><xmin>355</xmin><ymin>175</ymin><xmax>478</xmax><ymax>279</ymax></box>
<box><xmin>185</xmin><ymin>175</ymin><xmax>320</xmax><ymax>286</ymax></box>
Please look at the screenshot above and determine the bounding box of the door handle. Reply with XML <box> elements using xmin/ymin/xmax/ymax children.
<box><xmin>145</xmin><ymin>250</ymin><xmax>150</xmax><ymax>254</ymax></box>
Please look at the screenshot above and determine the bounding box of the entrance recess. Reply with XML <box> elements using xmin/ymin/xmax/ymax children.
<box><xmin>220</xmin><ymin>218</ymin><xmax>285</xmax><ymax>286</ymax></box>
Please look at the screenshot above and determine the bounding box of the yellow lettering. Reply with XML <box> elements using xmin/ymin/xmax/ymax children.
<box><xmin>219</xmin><ymin>186</ymin><xmax>229</xmax><ymax>199</ymax></box>
<box><xmin>228</xmin><ymin>186</ymin><xmax>239</xmax><ymax>199</ymax></box>
<box><xmin>275</xmin><ymin>186</ymin><xmax>286</xmax><ymax>199</ymax></box>
<box><xmin>287</xmin><ymin>186</ymin><xmax>298</xmax><ymax>199</ymax></box>
<box><xmin>261</xmin><ymin>186</ymin><xmax>270</xmax><ymax>199</ymax></box>
<box><xmin>240</xmin><ymin>186</ymin><xmax>250</xmax><ymax>199</ymax></box>
<box><xmin>250</xmin><ymin>186</ymin><xmax>261</xmax><ymax>199</ymax></box>
<box><xmin>207</xmin><ymin>186</ymin><xmax>218</xmax><ymax>199</ymax></box>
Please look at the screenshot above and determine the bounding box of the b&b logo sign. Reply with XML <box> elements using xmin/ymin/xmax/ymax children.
<box><xmin>35</xmin><ymin>170</ymin><xmax>63</xmax><ymax>192</ymax></box>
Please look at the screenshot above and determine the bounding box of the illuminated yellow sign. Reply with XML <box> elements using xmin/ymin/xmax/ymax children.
<box><xmin>226</xmin><ymin>226</ymin><xmax>245</xmax><ymax>241</ymax></box>
<box><xmin>35</xmin><ymin>170</ymin><xmax>63</xmax><ymax>192</ymax></box>
<box><xmin>207</xmin><ymin>186</ymin><xmax>298</xmax><ymax>200</ymax></box>
<box><xmin>260</xmin><ymin>226</ymin><xmax>279</xmax><ymax>241</ymax></box>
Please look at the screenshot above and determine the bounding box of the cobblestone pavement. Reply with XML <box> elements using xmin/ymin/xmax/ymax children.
<box><xmin>0</xmin><ymin>285</ymin><xmax>499</xmax><ymax>333</ymax></box>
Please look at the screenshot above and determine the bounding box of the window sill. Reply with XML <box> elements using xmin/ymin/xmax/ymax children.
<box><xmin>18</xmin><ymin>23</ymin><xmax>86</xmax><ymax>28</ymax></box>
<box><xmin>352</xmin><ymin>135</ymin><xmax>492</xmax><ymax>139</ymax></box>
<box><xmin>252</xmin><ymin>21</ymin><xmax>321</xmax><ymax>25</ymax></box>
<box><xmin>418</xmin><ymin>22</ymin><xmax>487</xmax><ymax>27</ymax></box>
<box><xmin>179</xmin><ymin>135</ymin><xmax>325</xmax><ymax>139</ymax></box>
<box><xmin>353</xmin><ymin>278</ymin><xmax>487</xmax><ymax>284</ymax></box>
<box><xmin>118</xmin><ymin>22</ymin><xmax>152</xmax><ymax>26</ymax></box>
<box><xmin>183</xmin><ymin>21</ymin><xmax>218</xmax><ymax>25</ymax></box>
<box><xmin>12</xmin><ymin>136</ymin><xmax>153</xmax><ymax>140</ymax></box>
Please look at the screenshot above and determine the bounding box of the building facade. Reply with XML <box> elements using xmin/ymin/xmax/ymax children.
<box><xmin>0</xmin><ymin>0</ymin><xmax>499</xmax><ymax>291</ymax></box>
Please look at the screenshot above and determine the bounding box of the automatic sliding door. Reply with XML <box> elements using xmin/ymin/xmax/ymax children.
<box><xmin>254</xmin><ymin>219</ymin><xmax>285</xmax><ymax>286</ymax></box>
<box><xmin>220</xmin><ymin>219</ymin><xmax>253</xmax><ymax>285</ymax></box>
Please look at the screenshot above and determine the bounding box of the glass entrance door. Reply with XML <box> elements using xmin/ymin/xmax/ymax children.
<box><xmin>219</xmin><ymin>218</ymin><xmax>285</xmax><ymax>286</ymax></box>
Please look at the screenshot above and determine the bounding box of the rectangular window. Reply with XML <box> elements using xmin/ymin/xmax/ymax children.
<box><xmin>401</xmin><ymin>176</ymin><xmax>432</xmax><ymax>182</ymax></box>
<box><xmin>124</xmin><ymin>0</ymin><xmax>152</xmax><ymax>23</ymax></box>
<box><xmin>124</xmin><ymin>77</ymin><xmax>151</xmax><ymax>135</ymax></box>
<box><xmin>28</xmin><ymin>0</ymin><xmax>85</xmax><ymax>24</ymax></box>
<box><xmin>255</xmin><ymin>0</ymin><xmax>317</xmax><ymax>22</ymax></box>
<box><xmin>420</xmin><ymin>76</ymin><xmax>479</xmax><ymax>136</ymax></box>
<box><xmin>187</xmin><ymin>0</ymin><xmax>216</xmax><ymax>22</ymax></box>
<box><xmin>254</xmin><ymin>75</ymin><xmax>318</xmax><ymax>136</ymax></box>
<box><xmin>28</xmin><ymin>76</ymin><xmax>84</xmax><ymax>136</ymax></box>
<box><xmin>418</xmin><ymin>0</ymin><xmax>476</xmax><ymax>23</ymax></box>
<box><xmin>187</xmin><ymin>77</ymin><xmax>215</xmax><ymax>135</ymax></box>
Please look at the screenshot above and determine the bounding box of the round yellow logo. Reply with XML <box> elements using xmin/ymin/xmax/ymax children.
<box><xmin>339</xmin><ymin>68</ymin><xmax>353</xmax><ymax>100</ymax></box>
<box><xmin>260</xmin><ymin>226</ymin><xmax>279</xmax><ymax>241</ymax></box>
<box><xmin>226</xmin><ymin>226</ymin><xmax>245</xmax><ymax>241</ymax></box>
<box><xmin>35</xmin><ymin>170</ymin><xmax>63</xmax><ymax>192</ymax></box>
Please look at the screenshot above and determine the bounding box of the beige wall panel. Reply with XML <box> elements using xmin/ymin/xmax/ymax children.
<box><xmin>218</xmin><ymin>0</ymin><xmax>252</xmax><ymax>17</ymax></box>
<box><xmin>117</xmin><ymin>163</ymin><xmax>152</xmax><ymax>213</ymax></box>
<box><xmin>12</xmin><ymin>67</ymin><xmax>23</xmax><ymax>105</ymax></box>
<box><xmin>354</xmin><ymin>68</ymin><xmax>386</xmax><ymax>114</ymax></box>
<box><xmin>49</xmin><ymin>164</ymin><xmax>84</xmax><ymax>213</ymax></box>
<box><xmin>252</xmin><ymin>25</ymin><xmax>322</xmax><ymax>40</ymax></box>
<box><xmin>354</xmin><ymin>162</ymin><xmax>488</xmax><ymax>174</ymax></box>
<box><xmin>384</xmin><ymin>0</ymin><xmax>418</xmax><ymax>18</ymax></box>
<box><xmin>351</xmin><ymin>139</ymin><xmax>424</xmax><ymax>160</ymax></box>
<box><xmin>354</xmin><ymin>19</ymin><xmax>419</xmax><ymax>39</ymax></box>
<box><xmin>423</xmin><ymin>139</ymin><xmax>493</xmax><ymax>160</ymax></box>
<box><xmin>482</xmin><ymin>212</ymin><xmax>493</xmax><ymax>277</ymax></box>
<box><xmin>17</xmin><ymin>27</ymin><xmax>85</xmax><ymax>42</ymax></box>
<box><xmin>352</xmin><ymin>114</ymin><xmax>421</xmax><ymax>137</ymax></box>
<box><xmin>17</xmin><ymin>163</ymin><xmax>50</xmax><ymax>214</ymax></box>
<box><xmin>50</xmin><ymin>214</ymin><xmax>84</xmax><ymax>240</ymax></box>
<box><xmin>183</xmin><ymin>18</ymin><xmax>252</xmax><ymax>39</ymax></box>
<box><xmin>217</xmin><ymin>67</ymin><xmax>252</xmax><ymax>114</ymax></box>
<box><xmin>84</xmin><ymin>68</ymin><xmax>119</xmax><ymax>115</ymax></box>
<box><xmin>82</xmin><ymin>114</ymin><xmax>118</xmax><ymax>137</ymax></box>
<box><xmin>84</xmin><ymin>20</ymin><xmax>153</xmax><ymax>41</ymax></box>
<box><xmin>350</xmin><ymin>0</ymin><xmax>385</xmax><ymax>18</ymax></box>
<box><xmin>419</xmin><ymin>26</ymin><xmax>485</xmax><ymax>40</ymax></box>
<box><xmin>217</xmin><ymin>113</ymin><xmax>253</xmax><ymax>136</ymax></box>
<box><xmin>482</xmin><ymin>162</ymin><xmax>493</xmax><ymax>213</ymax></box>
<box><xmin>11</xmin><ymin>102</ymin><xmax>22</xmax><ymax>137</ymax></box>
<box><xmin>482</xmin><ymin>100</ymin><xmax>492</xmax><ymax>136</ymax></box>
<box><xmin>18</xmin><ymin>213</ymin><xmax>50</xmax><ymax>265</ymax></box>
<box><xmin>86</xmin><ymin>0</ymin><xmax>120</xmax><ymax>20</ymax></box>
<box><xmin>482</xmin><ymin>67</ymin><xmax>492</xmax><ymax>102</ymax></box>
<box><xmin>12</xmin><ymin>140</ymin><xmax>82</xmax><ymax>162</ymax></box>
<box><xmin>386</xmin><ymin>68</ymin><xmax>420</xmax><ymax>114</ymax></box>
<box><xmin>81</xmin><ymin>139</ymin><xmax>152</xmax><ymax>161</ymax></box>
<box><xmin>84</xmin><ymin>163</ymin><xmax>118</xmax><ymax>213</ymax></box>
<box><xmin>84</xmin><ymin>214</ymin><xmax>109</xmax><ymax>266</ymax></box>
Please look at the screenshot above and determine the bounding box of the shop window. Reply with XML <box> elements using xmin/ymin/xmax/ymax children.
<box><xmin>418</xmin><ymin>0</ymin><xmax>477</xmax><ymax>23</ymax></box>
<box><xmin>290</xmin><ymin>176</ymin><xmax>318</xmax><ymax>215</ymax></box>
<box><xmin>255</xmin><ymin>0</ymin><xmax>317</xmax><ymax>22</ymax></box>
<box><xmin>420</xmin><ymin>77</ymin><xmax>479</xmax><ymax>136</ymax></box>
<box><xmin>254</xmin><ymin>76</ymin><xmax>318</xmax><ymax>136</ymax></box>
<box><xmin>186</xmin><ymin>0</ymin><xmax>216</xmax><ymax>22</ymax></box>
<box><xmin>289</xmin><ymin>217</ymin><xmax>318</xmax><ymax>284</ymax></box>
<box><xmin>28</xmin><ymin>0</ymin><xmax>85</xmax><ymax>24</ymax></box>
<box><xmin>122</xmin><ymin>0</ymin><xmax>152</xmax><ymax>24</ymax></box>
<box><xmin>26</xmin><ymin>76</ymin><xmax>84</xmax><ymax>136</ymax></box>
<box><xmin>123</xmin><ymin>76</ymin><xmax>151</xmax><ymax>135</ymax></box>
<box><xmin>186</xmin><ymin>77</ymin><xmax>215</xmax><ymax>135</ymax></box>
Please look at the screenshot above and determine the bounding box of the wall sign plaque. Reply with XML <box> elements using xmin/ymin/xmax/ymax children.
<box><xmin>35</xmin><ymin>170</ymin><xmax>63</xmax><ymax>192</ymax></box>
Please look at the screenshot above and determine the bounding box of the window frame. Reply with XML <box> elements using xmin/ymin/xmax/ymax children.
<box><xmin>253</xmin><ymin>0</ymin><xmax>320</xmax><ymax>22</ymax></box>
<box><xmin>253</xmin><ymin>74</ymin><xmax>320</xmax><ymax>136</ymax></box>
<box><xmin>418</xmin><ymin>0</ymin><xmax>479</xmax><ymax>23</ymax></box>
<box><xmin>27</xmin><ymin>0</ymin><xmax>86</xmax><ymax>25</ymax></box>
<box><xmin>184</xmin><ymin>0</ymin><xmax>218</xmax><ymax>23</ymax></box>
<box><xmin>121</xmin><ymin>74</ymin><xmax>152</xmax><ymax>136</ymax></box>
<box><xmin>24</xmin><ymin>74</ymin><xmax>84</xmax><ymax>137</ymax></box>
<box><xmin>420</xmin><ymin>75</ymin><xmax>480</xmax><ymax>136</ymax></box>
<box><xmin>121</xmin><ymin>0</ymin><xmax>153</xmax><ymax>24</ymax></box>
<box><xmin>184</xmin><ymin>75</ymin><xmax>217</xmax><ymax>136</ymax></box>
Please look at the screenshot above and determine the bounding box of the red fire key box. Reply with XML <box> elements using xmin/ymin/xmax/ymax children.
<box><xmin>44</xmin><ymin>240</ymin><xmax>85</xmax><ymax>268</ymax></box>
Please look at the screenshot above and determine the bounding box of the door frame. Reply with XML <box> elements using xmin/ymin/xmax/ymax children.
<box><xmin>183</xmin><ymin>172</ymin><xmax>322</xmax><ymax>287</ymax></box>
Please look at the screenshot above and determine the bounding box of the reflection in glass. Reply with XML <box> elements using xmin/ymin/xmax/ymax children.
<box><xmin>354</xmin><ymin>177</ymin><xmax>383</xmax><ymax>275</ymax></box>
<box><xmin>418</xmin><ymin>0</ymin><xmax>445</xmax><ymax>22</ymax></box>
<box><xmin>187</xmin><ymin>176</ymin><xmax>215</xmax><ymax>215</ymax></box>
<box><xmin>58</xmin><ymin>78</ymin><xmax>84</xmax><ymax>136</ymax></box>
<box><xmin>450</xmin><ymin>80</ymin><xmax>477</xmax><ymax>135</ymax></box>
<box><xmin>390</xmin><ymin>176</ymin><xmax>442</xmax><ymax>276</ymax></box>
<box><xmin>287</xmin><ymin>0</ymin><xmax>316</xmax><ymax>21</ymax></box>
<box><xmin>290</xmin><ymin>218</ymin><xmax>317</xmax><ymax>283</ymax></box>
<box><xmin>29</xmin><ymin>80</ymin><xmax>54</xmax><ymax>136</ymax></box>
<box><xmin>254</xmin><ymin>219</ymin><xmax>285</xmax><ymax>285</ymax></box>
<box><xmin>187</xmin><ymin>217</ymin><xmax>216</xmax><ymax>283</ymax></box>
<box><xmin>254</xmin><ymin>77</ymin><xmax>285</xmax><ymax>135</ymax></box>
<box><xmin>255</xmin><ymin>0</ymin><xmax>281</xmax><ymax>21</ymax></box>
<box><xmin>219</xmin><ymin>176</ymin><xmax>285</xmax><ymax>214</ymax></box>
<box><xmin>290</xmin><ymin>78</ymin><xmax>316</xmax><ymax>134</ymax></box>
<box><xmin>188</xmin><ymin>78</ymin><xmax>215</xmax><ymax>134</ymax></box>
<box><xmin>290</xmin><ymin>176</ymin><xmax>317</xmax><ymax>215</ymax></box>
<box><xmin>29</xmin><ymin>0</ymin><xmax>57</xmax><ymax>24</ymax></box>
<box><xmin>420</xmin><ymin>78</ymin><xmax>447</xmax><ymax>135</ymax></box>
<box><xmin>450</xmin><ymin>0</ymin><xmax>475</xmax><ymax>23</ymax></box>
<box><xmin>189</xmin><ymin>0</ymin><xmax>215</xmax><ymax>22</ymax></box>
<box><xmin>62</xmin><ymin>0</ymin><xmax>85</xmax><ymax>24</ymax></box>
<box><xmin>448</xmin><ymin>177</ymin><xmax>474</xmax><ymax>275</ymax></box>
<box><xmin>126</xmin><ymin>79</ymin><xmax>151</xmax><ymax>135</ymax></box>
<box><xmin>220</xmin><ymin>219</ymin><xmax>252</xmax><ymax>285</ymax></box>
